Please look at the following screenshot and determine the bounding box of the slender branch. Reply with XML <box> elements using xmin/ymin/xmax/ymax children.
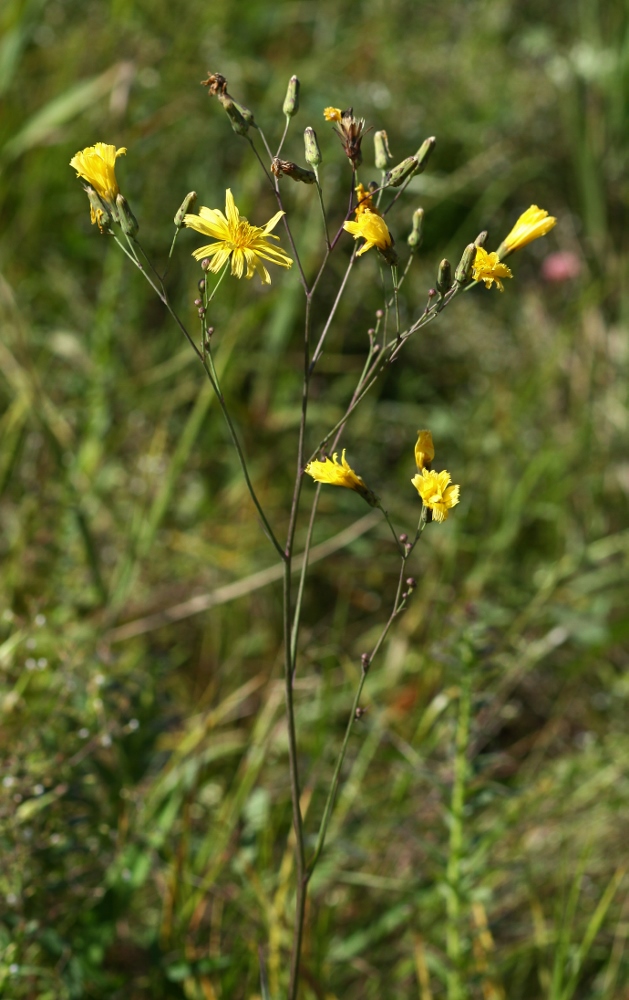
<box><xmin>275</xmin><ymin>116</ymin><xmax>290</xmax><ymax>158</ymax></box>
<box><xmin>309</xmin><ymin>251</ymin><xmax>356</xmax><ymax>371</ymax></box>
<box><xmin>201</xmin><ymin>350</ymin><xmax>285</xmax><ymax>561</ymax></box>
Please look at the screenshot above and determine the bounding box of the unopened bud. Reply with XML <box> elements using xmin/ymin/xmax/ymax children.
<box><xmin>406</xmin><ymin>577</ymin><xmax>416</xmax><ymax>589</ymax></box>
<box><xmin>218</xmin><ymin>95</ymin><xmax>248</xmax><ymax>135</ymax></box>
<box><xmin>201</xmin><ymin>258</ymin><xmax>210</xmax><ymax>271</ymax></box>
<box><xmin>437</xmin><ymin>259</ymin><xmax>452</xmax><ymax>296</ymax></box>
<box><xmin>474</xmin><ymin>230</ymin><xmax>488</xmax><ymax>248</ymax></box>
<box><xmin>407</xmin><ymin>207</ymin><xmax>424</xmax><ymax>252</ymax></box>
<box><xmin>374</xmin><ymin>130</ymin><xmax>392</xmax><ymax>170</ymax></box>
<box><xmin>116</xmin><ymin>194</ymin><xmax>139</xmax><ymax>237</ymax></box>
<box><xmin>233</xmin><ymin>99</ymin><xmax>256</xmax><ymax>126</ymax></box>
<box><xmin>384</xmin><ymin>155</ymin><xmax>417</xmax><ymax>188</ymax></box>
<box><xmin>271</xmin><ymin>157</ymin><xmax>316</xmax><ymax>184</ymax></box>
<box><xmin>414</xmin><ymin>136</ymin><xmax>436</xmax><ymax>174</ymax></box>
<box><xmin>304</xmin><ymin>127</ymin><xmax>322</xmax><ymax>168</ymax></box>
<box><xmin>283</xmin><ymin>75</ymin><xmax>300</xmax><ymax>117</ymax></box>
<box><xmin>198</xmin><ymin>278</ymin><xmax>205</xmax><ymax>292</ymax></box>
<box><xmin>399</xmin><ymin>533</ymin><xmax>408</xmax><ymax>543</ymax></box>
<box><xmin>174</xmin><ymin>191</ymin><xmax>197</xmax><ymax>227</ymax></box>
<box><xmin>455</xmin><ymin>243</ymin><xmax>477</xmax><ymax>284</ymax></box>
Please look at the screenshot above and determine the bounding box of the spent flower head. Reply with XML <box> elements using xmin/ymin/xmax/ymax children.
<box><xmin>70</xmin><ymin>142</ymin><xmax>127</xmax><ymax>227</ymax></box>
<box><xmin>305</xmin><ymin>450</ymin><xmax>379</xmax><ymax>506</ymax></box>
<box><xmin>411</xmin><ymin>468</ymin><xmax>460</xmax><ymax>522</ymax></box>
<box><xmin>497</xmin><ymin>205</ymin><xmax>556</xmax><ymax>259</ymax></box>
<box><xmin>184</xmin><ymin>189</ymin><xmax>293</xmax><ymax>285</ymax></box>
<box><xmin>331</xmin><ymin>108</ymin><xmax>371</xmax><ymax>167</ymax></box>
<box><xmin>472</xmin><ymin>247</ymin><xmax>513</xmax><ymax>292</ymax></box>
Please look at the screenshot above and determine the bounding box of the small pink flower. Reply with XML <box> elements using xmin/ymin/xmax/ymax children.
<box><xmin>541</xmin><ymin>251</ymin><xmax>581</xmax><ymax>284</ymax></box>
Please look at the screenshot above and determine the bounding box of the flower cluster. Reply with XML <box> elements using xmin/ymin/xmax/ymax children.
<box><xmin>305</xmin><ymin>430</ymin><xmax>460</xmax><ymax>524</ymax></box>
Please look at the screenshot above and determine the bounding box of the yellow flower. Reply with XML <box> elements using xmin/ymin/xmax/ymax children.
<box><xmin>305</xmin><ymin>449</ymin><xmax>378</xmax><ymax>505</ymax></box>
<box><xmin>414</xmin><ymin>430</ymin><xmax>435</xmax><ymax>471</ymax></box>
<box><xmin>343</xmin><ymin>212</ymin><xmax>392</xmax><ymax>256</ymax></box>
<box><xmin>471</xmin><ymin>246</ymin><xmax>513</xmax><ymax>292</ymax></box>
<box><xmin>70</xmin><ymin>142</ymin><xmax>127</xmax><ymax>226</ymax></box>
<box><xmin>184</xmin><ymin>189</ymin><xmax>293</xmax><ymax>285</ymax></box>
<box><xmin>498</xmin><ymin>204</ymin><xmax>557</xmax><ymax>259</ymax></box>
<box><xmin>324</xmin><ymin>107</ymin><xmax>342</xmax><ymax>122</ymax></box>
<box><xmin>411</xmin><ymin>468</ymin><xmax>460</xmax><ymax>522</ymax></box>
<box><xmin>354</xmin><ymin>182</ymin><xmax>379</xmax><ymax>217</ymax></box>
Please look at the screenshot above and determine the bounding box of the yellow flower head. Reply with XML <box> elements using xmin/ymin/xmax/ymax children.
<box><xmin>411</xmin><ymin>468</ymin><xmax>460</xmax><ymax>522</ymax></box>
<box><xmin>70</xmin><ymin>142</ymin><xmax>127</xmax><ymax>226</ymax></box>
<box><xmin>343</xmin><ymin>212</ymin><xmax>392</xmax><ymax>256</ymax></box>
<box><xmin>471</xmin><ymin>246</ymin><xmax>513</xmax><ymax>292</ymax></box>
<box><xmin>305</xmin><ymin>449</ymin><xmax>378</xmax><ymax>505</ymax></box>
<box><xmin>184</xmin><ymin>189</ymin><xmax>293</xmax><ymax>285</ymax></box>
<box><xmin>324</xmin><ymin>107</ymin><xmax>343</xmax><ymax>122</ymax></box>
<box><xmin>354</xmin><ymin>182</ymin><xmax>379</xmax><ymax>217</ymax></box>
<box><xmin>415</xmin><ymin>430</ymin><xmax>435</xmax><ymax>471</ymax></box>
<box><xmin>498</xmin><ymin>205</ymin><xmax>557</xmax><ymax>259</ymax></box>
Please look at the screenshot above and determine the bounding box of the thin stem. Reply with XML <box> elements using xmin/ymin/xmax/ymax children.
<box><xmin>310</xmin><ymin>251</ymin><xmax>356</xmax><ymax>371</ymax></box>
<box><xmin>201</xmin><ymin>350</ymin><xmax>285</xmax><ymax>561</ymax></box>
<box><xmin>307</xmin><ymin>557</ymin><xmax>411</xmax><ymax>878</ymax></box>
<box><xmin>392</xmin><ymin>264</ymin><xmax>401</xmax><ymax>341</ymax></box>
<box><xmin>377</xmin><ymin>504</ymin><xmax>404</xmax><ymax>555</ymax></box>
<box><xmin>314</xmin><ymin>172</ymin><xmax>331</xmax><ymax>251</ymax></box>
<box><xmin>445</xmin><ymin>645</ymin><xmax>472</xmax><ymax>1000</ymax></box>
<box><xmin>250</xmin><ymin>131</ymin><xmax>309</xmax><ymax>294</ymax></box>
<box><xmin>275</xmin><ymin>116</ymin><xmax>290</xmax><ymax>158</ymax></box>
<box><xmin>290</xmin><ymin>483</ymin><xmax>322</xmax><ymax>673</ymax></box>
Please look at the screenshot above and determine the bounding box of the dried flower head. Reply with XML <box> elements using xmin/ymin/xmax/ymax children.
<box><xmin>411</xmin><ymin>468</ymin><xmax>460</xmax><ymax>522</ymax></box>
<box><xmin>184</xmin><ymin>189</ymin><xmax>292</xmax><ymax>285</ymax></box>
<box><xmin>271</xmin><ymin>158</ymin><xmax>316</xmax><ymax>184</ymax></box>
<box><xmin>305</xmin><ymin>450</ymin><xmax>379</xmax><ymax>506</ymax></box>
<box><xmin>201</xmin><ymin>72</ymin><xmax>228</xmax><ymax>96</ymax></box>
<box><xmin>471</xmin><ymin>247</ymin><xmax>513</xmax><ymax>292</ymax></box>
<box><xmin>497</xmin><ymin>205</ymin><xmax>557</xmax><ymax>259</ymax></box>
<box><xmin>331</xmin><ymin>108</ymin><xmax>371</xmax><ymax>167</ymax></box>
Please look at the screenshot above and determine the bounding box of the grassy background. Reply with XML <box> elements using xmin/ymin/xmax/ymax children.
<box><xmin>1</xmin><ymin>0</ymin><xmax>629</xmax><ymax>997</ymax></box>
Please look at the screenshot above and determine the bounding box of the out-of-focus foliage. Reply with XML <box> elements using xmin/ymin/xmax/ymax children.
<box><xmin>1</xmin><ymin>0</ymin><xmax>629</xmax><ymax>997</ymax></box>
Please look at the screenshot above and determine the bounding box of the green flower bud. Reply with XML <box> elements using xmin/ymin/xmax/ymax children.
<box><xmin>436</xmin><ymin>258</ymin><xmax>452</xmax><ymax>296</ymax></box>
<box><xmin>407</xmin><ymin>207</ymin><xmax>424</xmax><ymax>252</ymax></box>
<box><xmin>474</xmin><ymin>230</ymin><xmax>488</xmax><ymax>247</ymax></box>
<box><xmin>455</xmin><ymin>243</ymin><xmax>477</xmax><ymax>284</ymax></box>
<box><xmin>116</xmin><ymin>193</ymin><xmax>139</xmax><ymax>237</ymax></box>
<box><xmin>384</xmin><ymin>155</ymin><xmax>418</xmax><ymax>188</ymax></box>
<box><xmin>304</xmin><ymin>127</ymin><xmax>322</xmax><ymax>168</ymax></box>
<box><xmin>233</xmin><ymin>99</ymin><xmax>256</xmax><ymax>126</ymax></box>
<box><xmin>414</xmin><ymin>136</ymin><xmax>436</xmax><ymax>174</ymax></box>
<box><xmin>374</xmin><ymin>130</ymin><xmax>392</xmax><ymax>170</ymax></box>
<box><xmin>218</xmin><ymin>95</ymin><xmax>249</xmax><ymax>135</ymax></box>
<box><xmin>283</xmin><ymin>75</ymin><xmax>300</xmax><ymax>117</ymax></box>
<box><xmin>174</xmin><ymin>191</ymin><xmax>197</xmax><ymax>228</ymax></box>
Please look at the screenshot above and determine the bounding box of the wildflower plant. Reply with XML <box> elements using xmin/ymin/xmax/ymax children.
<box><xmin>70</xmin><ymin>72</ymin><xmax>556</xmax><ymax>999</ymax></box>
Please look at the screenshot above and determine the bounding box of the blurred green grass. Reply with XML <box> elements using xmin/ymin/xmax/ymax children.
<box><xmin>1</xmin><ymin>0</ymin><xmax>629</xmax><ymax>997</ymax></box>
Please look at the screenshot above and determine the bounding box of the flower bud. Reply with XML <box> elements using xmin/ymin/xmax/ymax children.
<box><xmin>116</xmin><ymin>193</ymin><xmax>139</xmax><ymax>237</ymax></box>
<box><xmin>474</xmin><ymin>230</ymin><xmax>488</xmax><ymax>248</ymax></box>
<box><xmin>384</xmin><ymin>155</ymin><xmax>417</xmax><ymax>188</ymax></box>
<box><xmin>233</xmin><ymin>99</ymin><xmax>256</xmax><ymax>126</ymax></box>
<box><xmin>304</xmin><ymin>127</ymin><xmax>322</xmax><ymax>168</ymax></box>
<box><xmin>374</xmin><ymin>130</ymin><xmax>392</xmax><ymax>170</ymax></box>
<box><xmin>436</xmin><ymin>258</ymin><xmax>452</xmax><ymax>296</ymax></box>
<box><xmin>407</xmin><ymin>207</ymin><xmax>424</xmax><ymax>252</ymax></box>
<box><xmin>414</xmin><ymin>136</ymin><xmax>436</xmax><ymax>174</ymax></box>
<box><xmin>271</xmin><ymin>157</ymin><xmax>316</xmax><ymax>184</ymax></box>
<box><xmin>174</xmin><ymin>191</ymin><xmax>197</xmax><ymax>228</ymax></box>
<box><xmin>283</xmin><ymin>75</ymin><xmax>300</xmax><ymax>117</ymax></box>
<box><xmin>455</xmin><ymin>243</ymin><xmax>477</xmax><ymax>285</ymax></box>
<box><xmin>218</xmin><ymin>95</ymin><xmax>249</xmax><ymax>135</ymax></box>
